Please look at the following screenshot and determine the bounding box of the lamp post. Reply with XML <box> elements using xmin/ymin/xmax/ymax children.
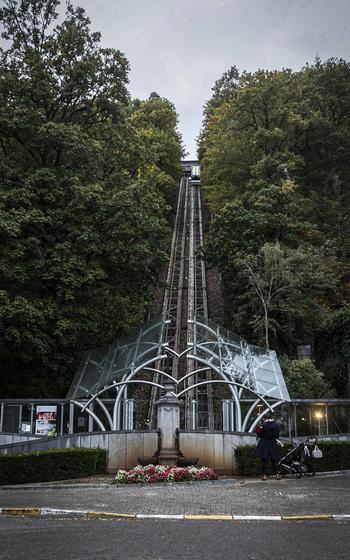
<box><xmin>315</xmin><ymin>411</ymin><xmax>322</xmax><ymax>436</ymax></box>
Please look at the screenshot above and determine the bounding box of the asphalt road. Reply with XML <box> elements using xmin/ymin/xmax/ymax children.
<box><xmin>0</xmin><ymin>517</ymin><xmax>349</xmax><ymax>560</ymax></box>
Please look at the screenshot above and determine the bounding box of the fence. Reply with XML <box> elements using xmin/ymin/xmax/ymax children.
<box><xmin>1</xmin><ymin>398</ymin><xmax>350</xmax><ymax>438</ymax></box>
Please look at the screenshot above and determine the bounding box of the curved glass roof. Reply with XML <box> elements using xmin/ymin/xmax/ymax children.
<box><xmin>67</xmin><ymin>315</ymin><xmax>290</xmax><ymax>403</ymax></box>
<box><xmin>66</xmin><ymin>316</ymin><xmax>165</xmax><ymax>400</ymax></box>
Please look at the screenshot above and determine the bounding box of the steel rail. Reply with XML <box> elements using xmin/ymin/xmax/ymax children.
<box><xmin>147</xmin><ymin>178</ymin><xmax>189</xmax><ymax>424</ymax></box>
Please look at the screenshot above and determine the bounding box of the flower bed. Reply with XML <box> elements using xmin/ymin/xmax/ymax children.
<box><xmin>114</xmin><ymin>464</ymin><xmax>218</xmax><ymax>484</ymax></box>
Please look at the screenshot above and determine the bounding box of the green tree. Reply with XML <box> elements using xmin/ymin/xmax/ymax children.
<box><xmin>201</xmin><ymin>60</ymin><xmax>350</xmax><ymax>374</ymax></box>
<box><xmin>315</xmin><ymin>309</ymin><xmax>350</xmax><ymax>396</ymax></box>
<box><xmin>0</xmin><ymin>1</ymin><xmax>181</xmax><ymax>397</ymax></box>
<box><xmin>235</xmin><ymin>242</ymin><xmax>336</xmax><ymax>351</ymax></box>
<box><xmin>131</xmin><ymin>96</ymin><xmax>183</xmax><ymax>182</ymax></box>
<box><xmin>280</xmin><ymin>358</ymin><xmax>334</xmax><ymax>398</ymax></box>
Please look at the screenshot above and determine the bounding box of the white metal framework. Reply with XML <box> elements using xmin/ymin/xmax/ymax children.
<box><xmin>67</xmin><ymin>315</ymin><xmax>290</xmax><ymax>432</ymax></box>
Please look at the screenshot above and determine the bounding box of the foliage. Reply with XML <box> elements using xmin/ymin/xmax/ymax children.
<box><xmin>0</xmin><ymin>447</ymin><xmax>106</xmax><ymax>485</ymax></box>
<box><xmin>235</xmin><ymin>441</ymin><xmax>350</xmax><ymax>476</ymax></box>
<box><xmin>315</xmin><ymin>309</ymin><xmax>350</xmax><ymax>396</ymax></box>
<box><xmin>131</xmin><ymin>97</ymin><xmax>183</xmax><ymax>182</ymax></box>
<box><xmin>236</xmin><ymin>242</ymin><xmax>336</xmax><ymax>351</ymax></box>
<box><xmin>114</xmin><ymin>464</ymin><xmax>218</xmax><ymax>484</ymax></box>
<box><xmin>0</xmin><ymin>1</ymin><xmax>183</xmax><ymax>397</ymax></box>
<box><xmin>280</xmin><ymin>358</ymin><xmax>334</xmax><ymax>399</ymax></box>
<box><xmin>201</xmin><ymin>59</ymin><xmax>350</xmax><ymax>386</ymax></box>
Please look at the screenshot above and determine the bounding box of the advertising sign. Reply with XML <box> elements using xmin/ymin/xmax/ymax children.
<box><xmin>35</xmin><ymin>405</ymin><xmax>57</xmax><ymax>436</ymax></box>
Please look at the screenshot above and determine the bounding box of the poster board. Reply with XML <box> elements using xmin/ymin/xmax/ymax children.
<box><xmin>35</xmin><ymin>405</ymin><xmax>57</xmax><ymax>436</ymax></box>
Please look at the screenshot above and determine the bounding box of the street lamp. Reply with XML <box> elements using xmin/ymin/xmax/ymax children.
<box><xmin>315</xmin><ymin>411</ymin><xmax>322</xmax><ymax>436</ymax></box>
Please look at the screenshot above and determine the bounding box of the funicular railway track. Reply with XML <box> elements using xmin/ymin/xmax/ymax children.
<box><xmin>148</xmin><ymin>173</ymin><xmax>213</xmax><ymax>429</ymax></box>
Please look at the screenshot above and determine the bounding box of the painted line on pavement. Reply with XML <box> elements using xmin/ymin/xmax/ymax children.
<box><xmin>87</xmin><ymin>511</ymin><xmax>135</xmax><ymax>520</ymax></box>
<box><xmin>0</xmin><ymin>508</ymin><xmax>349</xmax><ymax>521</ymax></box>
<box><xmin>41</xmin><ymin>508</ymin><xmax>85</xmax><ymax>516</ymax></box>
<box><xmin>282</xmin><ymin>514</ymin><xmax>332</xmax><ymax>521</ymax></box>
<box><xmin>1</xmin><ymin>508</ymin><xmax>41</xmax><ymax>516</ymax></box>
<box><xmin>184</xmin><ymin>514</ymin><xmax>232</xmax><ymax>520</ymax></box>
<box><xmin>136</xmin><ymin>514</ymin><xmax>184</xmax><ymax>519</ymax></box>
<box><xmin>233</xmin><ymin>515</ymin><xmax>281</xmax><ymax>521</ymax></box>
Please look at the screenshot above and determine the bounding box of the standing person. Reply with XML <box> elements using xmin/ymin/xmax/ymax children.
<box><xmin>256</xmin><ymin>413</ymin><xmax>280</xmax><ymax>481</ymax></box>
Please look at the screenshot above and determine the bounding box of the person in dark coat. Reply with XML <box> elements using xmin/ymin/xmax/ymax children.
<box><xmin>256</xmin><ymin>413</ymin><xmax>280</xmax><ymax>480</ymax></box>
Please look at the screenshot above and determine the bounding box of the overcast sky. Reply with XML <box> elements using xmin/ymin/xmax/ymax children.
<box><xmin>75</xmin><ymin>1</ymin><xmax>349</xmax><ymax>157</ymax></box>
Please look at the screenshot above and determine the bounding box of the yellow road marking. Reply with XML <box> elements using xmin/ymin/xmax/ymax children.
<box><xmin>282</xmin><ymin>514</ymin><xmax>332</xmax><ymax>521</ymax></box>
<box><xmin>87</xmin><ymin>511</ymin><xmax>136</xmax><ymax>519</ymax></box>
<box><xmin>2</xmin><ymin>508</ymin><xmax>41</xmax><ymax>516</ymax></box>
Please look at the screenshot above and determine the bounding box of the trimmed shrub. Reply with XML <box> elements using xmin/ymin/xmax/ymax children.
<box><xmin>96</xmin><ymin>449</ymin><xmax>107</xmax><ymax>474</ymax></box>
<box><xmin>235</xmin><ymin>440</ymin><xmax>350</xmax><ymax>476</ymax></box>
<box><xmin>0</xmin><ymin>448</ymin><xmax>106</xmax><ymax>485</ymax></box>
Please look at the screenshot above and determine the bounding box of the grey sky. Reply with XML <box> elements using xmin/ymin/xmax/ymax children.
<box><xmin>77</xmin><ymin>1</ymin><xmax>349</xmax><ymax>157</ymax></box>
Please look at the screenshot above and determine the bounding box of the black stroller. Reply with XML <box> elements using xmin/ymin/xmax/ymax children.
<box><xmin>277</xmin><ymin>437</ymin><xmax>317</xmax><ymax>478</ymax></box>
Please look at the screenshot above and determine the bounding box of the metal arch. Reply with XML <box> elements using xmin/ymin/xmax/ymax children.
<box><xmin>111</xmin><ymin>354</ymin><xmax>169</xmax><ymax>429</ymax></box>
<box><xmin>177</xmin><ymin>380</ymin><xmax>274</xmax><ymax>414</ymax></box>
<box><xmin>72</xmin><ymin>400</ymin><xmax>106</xmax><ymax>432</ymax></box>
<box><xmin>163</xmin><ymin>345</ymin><xmax>194</xmax><ymax>359</ymax></box>
<box><xmin>113</xmin><ymin>373</ymin><xmax>128</xmax><ymax>431</ymax></box>
<box><xmin>191</xmin><ymin>339</ymin><xmax>250</xmax><ymax>378</ymax></box>
<box><xmin>190</xmin><ymin>316</ymin><xmax>289</xmax><ymax>404</ymax></box>
<box><xmin>248</xmin><ymin>401</ymin><xmax>284</xmax><ymax>433</ymax></box>
<box><xmin>242</xmin><ymin>398</ymin><xmax>261</xmax><ymax>432</ymax></box>
<box><xmin>81</xmin><ymin>354</ymin><xmax>168</xmax><ymax>412</ymax></box>
<box><xmin>177</xmin><ymin>367</ymin><xmax>211</xmax><ymax>385</ymax></box>
<box><xmin>84</xmin><ymin>379</ymin><xmax>166</xmax><ymax>424</ymax></box>
<box><xmin>143</xmin><ymin>367</ymin><xmax>177</xmax><ymax>383</ymax></box>
<box><xmin>70</xmin><ymin>309</ymin><xmax>288</xmax><ymax>432</ymax></box>
<box><xmin>108</xmin><ymin>380</ymin><xmax>165</xmax><ymax>391</ymax></box>
<box><xmin>95</xmin><ymin>397</ymin><xmax>113</xmax><ymax>431</ymax></box>
<box><xmin>183</xmin><ymin>353</ymin><xmax>276</xmax><ymax>412</ymax></box>
<box><xmin>216</xmin><ymin>324</ymin><xmax>240</xmax><ymax>431</ymax></box>
<box><xmin>241</xmin><ymin>394</ymin><xmax>282</xmax><ymax>432</ymax></box>
<box><xmin>187</xmin><ymin>353</ymin><xmax>243</xmax><ymax>430</ymax></box>
<box><xmin>188</xmin><ymin>318</ymin><xmax>218</xmax><ymax>339</ymax></box>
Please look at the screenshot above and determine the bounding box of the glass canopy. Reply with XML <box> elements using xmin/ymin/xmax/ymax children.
<box><xmin>67</xmin><ymin>314</ymin><xmax>290</xmax><ymax>404</ymax></box>
<box><xmin>66</xmin><ymin>316</ymin><xmax>165</xmax><ymax>400</ymax></box>
<box><xmin>190</xmin><ymin>318</ymin><xmax>290</xmax><ymax>402</ymax></box>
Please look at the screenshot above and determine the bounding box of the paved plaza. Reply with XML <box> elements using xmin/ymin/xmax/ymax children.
<box><xmin>0</xmin><ymin>472</ymin><xmax>349</xmax><ymax>517</ymax></box>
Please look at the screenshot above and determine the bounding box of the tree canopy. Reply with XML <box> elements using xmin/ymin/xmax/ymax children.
<box><xmin>280</xmin><ymin>358</ymin><xmax>334</xmax><ymax>399</ymax></box>
<box><xmin>0</xmin><ymin>0</ymin><xmax>183</xmax><ymax>397</ymax></box>
<box><xmin>200</xmin><ymin>59</ymin><xmax>350</xmax><ymax>395</ymax></box>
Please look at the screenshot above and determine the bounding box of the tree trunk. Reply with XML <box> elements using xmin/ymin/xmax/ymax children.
<box><xmin>263</xmin><ymin>303</ymin><xmax>269</xmax><ymax>352</ymax></box>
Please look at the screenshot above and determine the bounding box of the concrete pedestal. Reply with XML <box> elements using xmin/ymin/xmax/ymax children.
<box><xmin>156</xmin><ymin>384</ymin><xmax>181</xmax><ymax>466</ymax></box>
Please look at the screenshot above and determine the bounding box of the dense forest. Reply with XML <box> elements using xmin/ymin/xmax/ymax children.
<box><xmin>199</xmin><ymin>61</ymin><xmax>350</xmax><ymax>397</ymax></box>
<box><xmin>1</xmin><ymin>2</ymin><xmax>349</xmax><ymax>402</ymax></box>
<box><xmin>0</xmin><ymin>0</ymin><xmax>183</xmax><ymax>397</ymax></box>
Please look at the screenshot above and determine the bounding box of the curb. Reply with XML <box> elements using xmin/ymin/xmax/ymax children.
<box><xmin>1</xmin><ymin>508</ymin><xmax>350</xmax><ymax>521</ymax></box>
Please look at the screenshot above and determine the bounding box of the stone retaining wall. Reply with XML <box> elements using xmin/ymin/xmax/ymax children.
<box><xmin>0</xmin><ymin>433</ymin><xmax>43</xmax><ymax>445</ymax></box>
<box><xmin>1</xmin><ymin>430</ymin><xmax>348</xmax><ymax>474</ymax></box>
<box><xmin>0</xmin><ymin>431</ymin><xmax>159</xmax><ymax>473</ymax></box>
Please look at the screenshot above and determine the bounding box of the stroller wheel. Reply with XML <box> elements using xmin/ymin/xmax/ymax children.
<box><xmin>277</xmin><ymin>467</ymin><xmax>286</xmax><ymax>479</ymax></box>
<box><xmin>304</xmin><ymin>463</ymin><xmax>315</xmax><ymax>477</ymax></box>
<box><xmin>291</xmin><ymin>465</ymin><xmax>302</xmax><ymax>478</ymax></box>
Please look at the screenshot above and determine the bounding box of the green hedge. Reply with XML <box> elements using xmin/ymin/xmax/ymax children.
<box><xmin>0</xmin><ymin>448</ymin><xmax>106</xmax><ymax>485</ymax></box>
<box><xmin>235</xmin><ymin>441</ymin><xmax>350</xmax><ymax>476</ymax></box>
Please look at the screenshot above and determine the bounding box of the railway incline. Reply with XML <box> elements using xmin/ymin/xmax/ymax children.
<box><xmin>148</xmin><ymin>168</ymin><xmax>214</xmax><ymax>429</ymax></box>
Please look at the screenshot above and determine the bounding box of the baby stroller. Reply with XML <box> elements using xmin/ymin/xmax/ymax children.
<box><xmin>277</xmin><ymin>437</ymin><xmax>318</xmax><ymax>478</ymax></box>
